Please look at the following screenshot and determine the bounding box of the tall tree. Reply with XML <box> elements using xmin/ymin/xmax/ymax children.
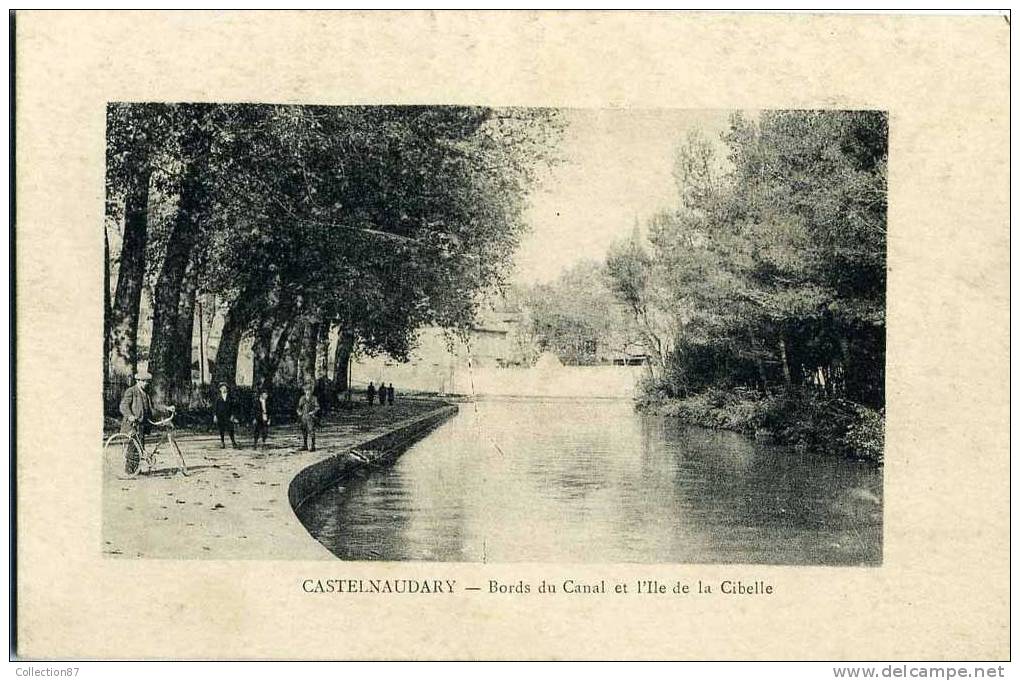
<box><xmin>105</xmin><ymin>104</ymin><xmax>159</xmax><ymax>381</ymax></box>
<box><xmin>605</xmin><ymin>233</ymin><xmax>677</xmax><ymax>375</ymax></box>
<box><xmin>211</xmin><ymin>301</ymin><xmax>246</xmax><ymax>387</ymax></box>
<box><xmin>332</xmin><ymin>327</ymin><xmax>356</xmax><ymax>395</ymax></box>
<box><xmin>148</xmin><ymin>106</ymin><xmax>218</xmax><ymax>404</ymax></box>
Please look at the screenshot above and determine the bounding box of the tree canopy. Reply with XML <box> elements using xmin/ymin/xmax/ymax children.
<box><xmin>605</xmin><ymin>110</ymin><xmax>887</xmax><ymax>407</ymax></box>
<box><xmin>518</xmin><ymin>260</ymin><xmax>634</xmax><ymax>366</ymax></box>
<box><xmin>104</xmin><ymin>103</ymin><xmax>562</xmax><ymax>404</ymax></box>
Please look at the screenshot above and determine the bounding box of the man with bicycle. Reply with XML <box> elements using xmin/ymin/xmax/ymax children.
<box><xmin>118</xmin><ymin>371</ymin><xmax>153</xmax><ymax>475</ymax></box>
<box><xmin>118</xmin><ymin>371</ymin><xmax>178</xmax><ymax>475</ymax></box>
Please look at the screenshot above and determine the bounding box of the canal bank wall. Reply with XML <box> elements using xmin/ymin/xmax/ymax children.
<box><xmin>289</xmin><ymin>404</ymin><xmax>458</xmax><ymax>513</ymax></box>
<box><xmin>102</xmin><ymin>399</ymin><xmax>458</xmax><ymax>560</ymax></box>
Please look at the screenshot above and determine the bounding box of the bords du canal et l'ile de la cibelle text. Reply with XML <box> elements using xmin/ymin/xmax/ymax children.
<box><xmin>301</xmin><ymin>578</ymin><xmax>774</xmax><ymax>596</ymax></box>
<box><xmin>486</xmin><ymin>579</ymin><xmax>774</xmax><ymax>595</ymax></box>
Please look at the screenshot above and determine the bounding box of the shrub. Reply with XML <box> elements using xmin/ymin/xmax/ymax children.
<box><xmin>635</xmin><ymin>374</ymin><xmax>676</xmax><ymax>405</ymax></box>
<box><xmin>638</xmin><ymin>384</ymin><xmax>885</xmax><ymax>462</ymax></box>
<box><xmin>844</xmin><ymin>404</ymin><xmax>885</xmax><ymax>463</ymax></box>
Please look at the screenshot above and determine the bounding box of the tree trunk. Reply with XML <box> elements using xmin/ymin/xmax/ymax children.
<box><xmin>755</xmin><ymin>357</ymin><xmax>769</xmax><ymax>392</ymax></box>
<box><xmin>168</xmin><ymin>254</ymin><xmax>200</xmax><ymax>402</ymax></box>
<box><xmin>839</xmin><ymin>335</ymin><xmax>854</xmax><ymax>400</ymax></box>
<box><xmin>314</xmin><ymin>323</ymin><xmax>331</xmax><ymax>413</ymax></box>
<box><xmin>270</xmin><ymin>321</ymin><xmax>296</xmax><ymax>387</ymax></box>
<box><xmin>107</xmin><ymin>164</ymin><xmax>153</xmax><ymax>380</ymax></box>
<box><xmin>103</xmin><ymin>222</ymin><xmax>112</xmax><ymax>382</ymax></box>
<box><xmin>148</xmin><ymin>121</ymin><xmax>213</xmax><ymax>405</ymax></box>
<box><xmin>332</xmin><ymin>328</ymin><xmax>355</xmax><ymax>395</ymax></box>
<box><xmin>642</xmin><ymin>313</ymin><xmax>671</xmax><ymax>381</ymax></box>
<box><xmin>298</xmin><ymin>318</ymin><xmax>320</xmax><ymax>387</ymax></box>
<box><xmin>316</xmin><ymin>324</ymin><xmax>330</xmax><ymax>379</ymax></box>
<box><xmin>149</xmin><ymin>231</ymin><xmax>199</xmax><ymax>404</ymax></box>
<box><xmin>276</xmin><ymin>337</ymin><xmax>301</xmax><ymax>387</ymax></box>
<box><xmin>252</xmin><ymin>325</ymin><xmax>273</xmax><ymax>393</ymax></box>
<box><xmin>253</xmin><ymin>315</ymin><xmax>295</xmax><ymax>392</ymax></box>
<box><xmin>212</xmin><ymin>303</ymin><xmax>246</xmax><ymax>387</ymax></box>
<box><xmin>821</xmin><ymin>364</ymin><xmax>833</xmax><ymax>396</ymax></box>
<box><xmin>778</xmin><ymin>335</ymin><xmax>793</xmax><ymax>387</ymax></box>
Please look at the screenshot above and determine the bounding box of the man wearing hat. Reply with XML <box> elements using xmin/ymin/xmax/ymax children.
<box><xmin>119</xmin><ymin>371</ymin><xmax>153</xmax><ymax>475</ymax></box>
<box><xmin>296</xmin><ymin>382</ymin><xmax>320</xmax><ymax>452</ymax></box>
<box><xmin>213</xmin><ymin>382</ymin><xmax>240</xmax><ymax>449</ymax></box>
<box><xmin>251</xmin><ymin>387</ymin><xmax>272</xmax><ymax>449</ymax></box>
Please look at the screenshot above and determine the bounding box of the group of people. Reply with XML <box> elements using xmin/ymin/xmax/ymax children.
<box><xmin>120</xmin><ymin>374</ymin><xmax>399</xmax><ymax>474</ymax></box>
<box><xmin>366</xmin><ymin>381</ymin><xmax>395</xmax><ymax>406</ymax></box>
<box><xmin>212</xmin><ymin>381</ymin><xmax>321</xmax><ymax>452</ymax></box>
<box><xmin>217</xmin><ymin>380</ymin><xmax>393</xmax><ymax>452</ymax></box>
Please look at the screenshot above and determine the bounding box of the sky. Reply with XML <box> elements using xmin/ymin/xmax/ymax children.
<box><xmin>512</xmin><ymin>108</ymin><xmax>735</xmax><ymax>285</ymax></box>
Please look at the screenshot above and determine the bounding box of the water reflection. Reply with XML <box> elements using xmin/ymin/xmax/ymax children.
<box><xmin>296</xmin><ymin>399</ymin><xmax>882</xmax><ymax>565</ymax></box>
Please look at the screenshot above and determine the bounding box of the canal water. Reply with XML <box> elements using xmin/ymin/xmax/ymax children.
<box><xmin>296</xmin><ymin>399</ymin><xmax>882</xmax><ymax>565</ymax></box>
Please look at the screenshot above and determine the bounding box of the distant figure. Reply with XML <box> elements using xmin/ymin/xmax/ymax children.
<box><xmin>387</xmin><ymin>383</ymin><xmax>395</xmax><ymax>406</ymax></box>
<box><xmin>213</xmin><ymin>382</ymin><xmax>239</xmax><ymax>449</ymax></box>
<box><xmin>296</xmin><ymin>382</ymin><xmax>320</xmax><ymax>452</ymax></box>
<box><xmin>366</xmin><ymin>381</ymin><xmax>376</xmax><ymax>406</ymax></box>
<box><xmin>252</xmin><ymin>388</ymin><xmax>271</xmax><ymax>449</ymax></box>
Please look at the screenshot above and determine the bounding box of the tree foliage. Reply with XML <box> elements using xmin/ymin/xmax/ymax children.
<box><xmin>104</xmin><ymin>103</ymin><xmax>561</xmax><ymax>404</ymax></box>
<box><xmin>520</xmin><ymin>260</ymin><xmax>633</xmax><ymax>366</ymax></box>
<box><xmin>606</xmin><ymin>110</ymin><xmax>887</xmax><ymax>407</ymax></box>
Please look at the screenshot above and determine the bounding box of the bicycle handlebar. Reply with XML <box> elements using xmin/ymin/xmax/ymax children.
<box><xmin>147</xmin><ymin>405</ymin><xmax>177</xmax><ymax>427</ymax></box>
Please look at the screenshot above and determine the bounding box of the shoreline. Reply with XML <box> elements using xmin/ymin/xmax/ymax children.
<box><xmin>636</xmin><ymin>389</ymin><xmax>885</xmax><ymax>463</ymax></box>
<box><xmin>102</xmin><ymin>398</ymin><xmax>458</xmax><ymax>560</ymax></box>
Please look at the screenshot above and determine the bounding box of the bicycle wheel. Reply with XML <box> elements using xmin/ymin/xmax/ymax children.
<box><xmin>102</xmin><ymin>433</ymin><xmax>142</xmax><ymax>480</ymax></box>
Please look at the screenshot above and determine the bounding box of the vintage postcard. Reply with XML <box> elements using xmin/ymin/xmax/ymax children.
<box><xmin>13</xmin><ymin>11</ymin><xmax>1009</xmax><ymax>660</ymax></box>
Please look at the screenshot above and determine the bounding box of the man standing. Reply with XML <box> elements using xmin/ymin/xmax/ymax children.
<box><xmin>387</xmin><ymin>383</ymin><xmax>395</xmax><ymax>406</ymax></box>
<box><xmin>119</xmin><ymin>371</ymin><xmax>153</xmax><ymax>475</ymax></box>
<box><xmin>252</xmin><ymin>388</ymin><xmax>271</xmax><ymax>449</ymax></box>
<box><xmin>366</xmin><ymin>381</ymin><xmax>376</xmax><ymax>406</ymax></box>
<box><xmin>213</xmin><ymin>382</ymin><xmax>239</xmax><ymax>449</ymax></box>
<box><xmin>297</xmin><ymin>382</ymin><xmax>320</xmax><ymax>452</ymax></box>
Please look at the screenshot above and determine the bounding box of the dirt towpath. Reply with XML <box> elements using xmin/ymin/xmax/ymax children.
<box><xmin>102</xmin><ymin>398</ymin><xmax>449</xmax><ymax>560</ymax></box>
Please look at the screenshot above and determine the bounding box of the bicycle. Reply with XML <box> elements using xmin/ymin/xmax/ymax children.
<box><xmin>103</xmin><ymin>406</ymin><xmax>189</xmax><ymax>479</ymax></box>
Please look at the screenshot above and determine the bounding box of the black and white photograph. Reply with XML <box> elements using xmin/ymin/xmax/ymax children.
<box><xmin>16</xmin><ymin>9</ymin><xmax>1008</xmax><ymax>664</ymax></box>
<box><xmin>101</xmin><ymin>104</ymin><xmax>886</xmax><ymax>565</ymax></box>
